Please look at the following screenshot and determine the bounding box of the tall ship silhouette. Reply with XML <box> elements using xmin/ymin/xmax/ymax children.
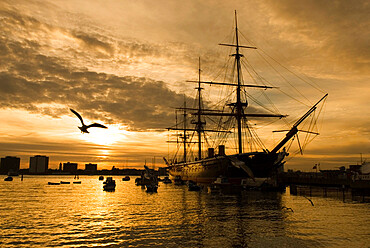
<box><xmin>164</xmin><ymin>11</ymin><xmax>327</xmax><ymax>187</ymax></box>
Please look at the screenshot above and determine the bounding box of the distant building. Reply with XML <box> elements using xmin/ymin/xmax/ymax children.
<box><xmin>0</xmin><ymin>156</ymin><xmax>20</xmax><ymax>174</ymax></box>
<box><xmin>85</xmin><ymin>163</ymin><xmax>97</xmax><ymax>173</ymax></box>
<box><xmin>29</xmin><ymin>155</ymin><xmax>49</xmax><ymax>174</ymax></box>
<box><xmin>63</xmin><ymin>162</ymin><xmax>78</xmax><ymax>174</ymax></box>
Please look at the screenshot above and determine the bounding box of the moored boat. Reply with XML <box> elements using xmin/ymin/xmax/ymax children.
<box><xmin>138</xmin><ymin>165</ymin><xmax>159</xmax><ymax>192</ymax></box>
<box><xmin>207</xmin><ymin>176</ymin><xmax>237</xmax><ymax>194</ymax></box>
<box><xmin>162</xmin><ymin>176</ymin><xmax>172</xmax><ymax>184</ymax></box>
<box><xmin>173</xmin><ymin>175</ymin><xmax>185</xmax><ymax>185</ymax></box>
<box><xmin>188</xmin><ymin>180</ymin><xmax>201</xmax><ymax>191</ymax></box>
<box><xmin>48</xmin><ymin>182</ymin><xmax>60</xmax><ymax>185</ymax></box>
<box><xmin>135</xmin><ymin>176</ymin><xmax>152</xmax><ymax>186</ymax></box>
<box><xmin>145</xmin><ymin>183</ymin><xmax>158</xmax><ymax>193</ymax></box>
<box><xmin>4</xmin><ymin>176</ymin><xmax>13</xmax><ymax>181</ymax></box>
<box><xmin>122</xmin><ymin>176</ymin><xmax>130</xmax><ymax>181</ymax></box>
<box><xmin>136</xmin><ymin>165</ymin><xmax>159</xmax><ymax>188</ymax></box>
<box><xmin>103</xmin><ymin>177</ymin><xmax>116</xmax><ymax>191</ymax></box>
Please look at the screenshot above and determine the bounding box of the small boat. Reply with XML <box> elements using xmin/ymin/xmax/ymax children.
<box><xmin>173</xmin><ymin>175</ymin><xmax>185</xmax><ymax>185</ymax></box>
<box><xmin>188</xmin><ymin>180</ymin><xmax>201</xmax><ymax>191</ymax></box>
<box><xmin>48</xmin><ymin>182</ymin><xmax>60</xmax><ymax>185</ymax></box>
<box><xmin>207</xmin><ymin>176</ymin><xmax>236</xmax><ymax>194</ymax></box>
<box><xmin>122</xmin><ymin>176</ymin><xmax>130</xmax><ymax>181</ymax></box>
<box><xmin>4</xmin><ymin>176</ymin><xmax>13</xmax><ymax>181</ymax></box>
<box><xmin>135</xmin><ymin>167</ymin><xmax>155</xmax><ymax>186</ymax></box>
<box><xmin>213</xmin><ymin>176</ymin><xmax>231</xmax><ymax>185</ymax></box>
<box><xmin>73</xmin><ymin>181</ymin><xmax>81</xmax><ymax>184</ymax></box>
<box><xmin>60</xmin><ymin>181</ymin><xmax>70</xmax><ymax>184</ymax></box>
<box><xmin>145</xmin><ymin>183</ymin><xmax>158</xmax><ymax>193</ymax></box>
<box><xmin>103</xmin><ymin>177</ymin><xmax>116</xmax><ymax>191</ymax></box>
<box><xmin>99</xmin><ymin>175</ymin><xmax>104</xmax><ymax>181</ymax></box>
<box><xmin>162</xmin><ymin>176</ymin><xmax>172</xmax><ymax>184</ymax></box>
<box><xmin>135</xmin><ymin>177</ymin><xmax>152</xmax><ymax>186</ymax></box>
<box><xmin>138</xmin><ymin>165</ymin><xmax>158</xmax><ymax>192</ymax></box>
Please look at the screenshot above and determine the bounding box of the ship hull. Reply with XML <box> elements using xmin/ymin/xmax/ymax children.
<box><xmin>168</xmin><ymin>151</ymin><xmax>285</xmax><ymax>184</ymax></box>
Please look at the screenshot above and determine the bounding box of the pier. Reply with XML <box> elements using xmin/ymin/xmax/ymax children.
<box><xmin>279</xmin><ymin>169</ymin><xmax>370</xmax><ymax>201</ymax></box>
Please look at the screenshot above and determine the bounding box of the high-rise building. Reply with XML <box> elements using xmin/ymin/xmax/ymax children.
<box><xmin>85</xmin><ymin>163</ymin><xmax>97</xmax><ymax>173</ymax></box>
<box><xmin>0</xmin><ymin>156</ymin><xmax>20</xmax><ymax>174</ymax></box>
<box><xmin>63</xmin><ymin>162</ymin><xmax>78</xmax><ymax>174</ymax></box>
<box><xmin>29</xmin><ymin>155</ymin><xmax>49</xmax><ymax>174</ymax></box>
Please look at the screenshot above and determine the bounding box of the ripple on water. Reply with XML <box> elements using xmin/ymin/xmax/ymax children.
<box><xmin>0</xmin><ymin>176</ymin><xmax>369</xmax><ymax>248</ymax></box>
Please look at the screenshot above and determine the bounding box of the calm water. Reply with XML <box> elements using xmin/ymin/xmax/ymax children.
<box><xmin>0</xmin><ymin>176</ymin><xmax>369</xmax><ymax>248</ymax></box>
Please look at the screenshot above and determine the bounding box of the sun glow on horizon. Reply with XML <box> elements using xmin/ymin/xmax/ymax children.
<box><xmin>79</xmin><ymin>125</ymin><xmax>127</xmax><ymax>146</ymax></box>
<box><xmin>95</xmin><ymin>149</ymin><xmax>110</xmax><ymax>160</ymax></box>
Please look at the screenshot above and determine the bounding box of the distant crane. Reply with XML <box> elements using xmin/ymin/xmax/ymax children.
<box><xmin>70</xmin><ymin>108</ymin><xmax>107</xmax><ymax>133</ymax></box>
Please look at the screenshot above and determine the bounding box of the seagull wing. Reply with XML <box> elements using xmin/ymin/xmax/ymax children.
<box><xmin>304</xmin><ymin>196</ymin><xmax>314</xmax><ymax>206</ymax></box>
<box><xmin>70</xmin><ymin>109</ymin><xmax>85</xmax><ymax>125</ymax></box>
<box><xmin>87</xmin><ymin>123</ymin><xmax>107</xmax><ymax>129</ymax></box>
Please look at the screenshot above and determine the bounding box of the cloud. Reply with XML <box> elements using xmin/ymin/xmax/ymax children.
<box><xmin>72</xmin><ymin>32</ymin><xmax>115</xmax><ymax>56</ymax></box>
<box><xmin>0</xmin><ymin>5</ymin><xmax>200</xmax><ymax>131</ymax></box>
<box><xmin>2</xmin><ymin>3</ymin><xmax>287</xmax><ymax>132</ymax></box>
<box><xmin>0</xmin><ymin>66</ymin><xmax>189</xmax><ymax>130</ymax></box>
<box><xmin>263</xmin><ymin>0</ymin><xmax>370</xmax><ymax>76</ymax></box>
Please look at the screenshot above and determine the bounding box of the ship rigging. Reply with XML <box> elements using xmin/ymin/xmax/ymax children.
<box><xmin>165</xmin><ymin>11</ymin><xmax>327</xmax><ymax>185</ymax></box>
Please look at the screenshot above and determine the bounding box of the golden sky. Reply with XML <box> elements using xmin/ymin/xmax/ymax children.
<box><xmin>0</xmin><ymin>0</ymin><xmax>369</xmax><ymax>170</ymax></box>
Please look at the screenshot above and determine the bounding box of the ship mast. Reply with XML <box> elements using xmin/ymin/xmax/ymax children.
<box><xmin>196</xmin><ymin>58</ymin><xmax>204</xmax><ymax>159</ymax></box>
<box><xmin>234</xmin><ymin>10</ymin><xmax>243</xmax><ymax>154</ymax></box>
<box><xmin>183</xmin><ymin>98</ymin><xmax>187</xmax><ymax>162</ymax></box>
<box><xmin>187</xmin><ymin>11</ymin><xmax>284</xmax><ymax>155</ymax></box>
<box><xmin>220</xmin><ymin>10</ymin><xmax>257</xmax><ymax>154</ymax></box>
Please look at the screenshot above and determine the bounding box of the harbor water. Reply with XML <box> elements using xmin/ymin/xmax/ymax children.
<box><xmin>1</xmin><ymin>175</ymin><xmax>369</xmax><ymax>247</ymax></box>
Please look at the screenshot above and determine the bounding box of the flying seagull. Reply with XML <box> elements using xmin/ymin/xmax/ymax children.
<box><xmin>70</xmin><ymin>108</ymin><xmax>107</xmax><ymax>133</ymax></box>
<box><xmin>304</xmin><ymin>196</ymin><xmax>315</xmax><ymax>206</ymax></box>
<box><xmin>281</xmin><ymin>206</ymin><xmax>294</xmax><ymax>213</ymax></box>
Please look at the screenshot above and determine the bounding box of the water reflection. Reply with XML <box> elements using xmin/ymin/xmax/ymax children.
<box><xmin>0</xmin><ymin>176</ymin><xmax>369</xmax><ymax>247</ymax></box>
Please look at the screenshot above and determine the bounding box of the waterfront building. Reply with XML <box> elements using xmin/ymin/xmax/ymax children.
<box><xmin>85</xmin><ymin>163</ymin><xmax>97</xmax><ymax>174</ymax></box>
<box><xmin>0</xmin><ymin>156</ymin><xmax>20</xmax><ymax>174</ymax></box>
<box><xmin>29</xmin><ymin>155</ymin><xmax>49</xmax><ymax>174</ymax></box>
<box><xmin>63</xmin><ymin>162</ymin><xmax>78</xmax><ymax>174</ymax></box>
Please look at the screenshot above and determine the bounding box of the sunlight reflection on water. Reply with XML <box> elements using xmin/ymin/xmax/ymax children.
<box><xmin>0</xmin><ymin>175</ymin><xmax>369</xmax><ymax>247</ymax></box>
